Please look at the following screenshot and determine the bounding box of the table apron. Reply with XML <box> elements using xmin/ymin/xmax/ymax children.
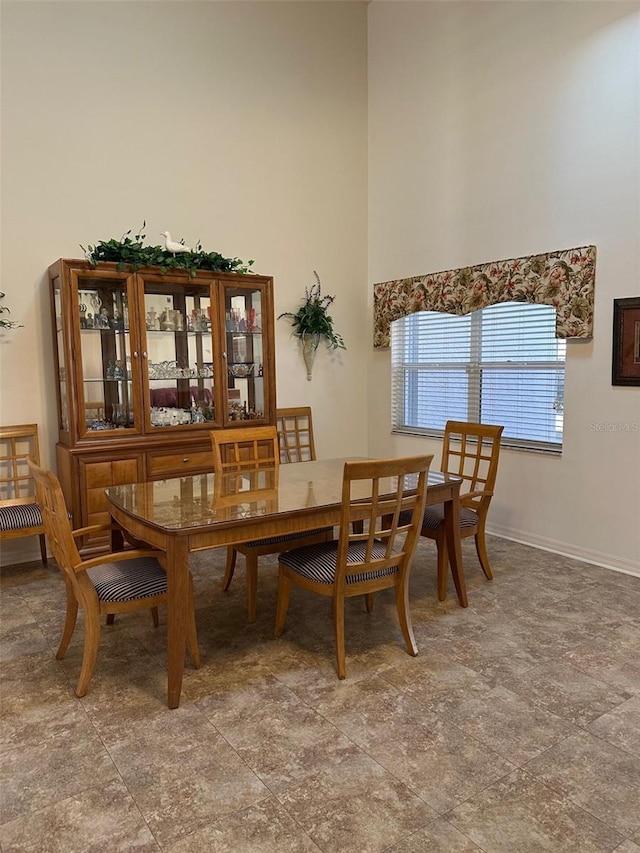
<box><xmin>109</xmin><ymin>481</ymin><xmax>457</xmax><ymax>553</ymax></box>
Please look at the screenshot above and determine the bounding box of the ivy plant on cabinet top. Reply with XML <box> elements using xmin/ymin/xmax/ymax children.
<box><xmin>81</xmin><ymin>223</ymin><xmax>254</xmax><ymax>276</ymax></box>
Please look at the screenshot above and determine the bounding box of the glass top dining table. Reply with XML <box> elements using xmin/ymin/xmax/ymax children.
<box><xmin>106</xmin><ymin>457</ymin><xmax>466</xmax><ymax>708</ymax></box>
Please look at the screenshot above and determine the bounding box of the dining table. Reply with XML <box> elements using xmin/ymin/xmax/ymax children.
<box><xmin>106</xmin><ymin>457</ymin><xmax>466</xmax><ymax>708</ymax></box>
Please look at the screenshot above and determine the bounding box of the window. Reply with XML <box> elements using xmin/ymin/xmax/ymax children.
<box><xmin>391</xmin><ymin>302</ymin><xmax>566</xmax><ymax>452</ymax></box>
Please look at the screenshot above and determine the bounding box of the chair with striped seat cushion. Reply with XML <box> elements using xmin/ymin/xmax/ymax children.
<box><xmin>211</xmin><ymin>423</ymin><xmax>333</xmax><ymax>623</ymax></box>
<box><xmin>29</xmin><ymin>460</ymin><xmax>200</xmax><ymax>698</ymax></box>
<box><xmin>275</xmin><ymin>454</ymin><xmax>433</xmax><ymax>679</ymax></box>
<box><xmin>418</xmin><ymin>421</ymin><xmax>504</xmax><ymax>603</ymax></box>
<box><xmin>0</xmin><ymin>502</ymin><xmax>43</xmax><ymax>531</ymax></box>
<box><xmin>0</xmin><ymin>424</ymin><xmax>47</xmax><ymax>564</ymax></box>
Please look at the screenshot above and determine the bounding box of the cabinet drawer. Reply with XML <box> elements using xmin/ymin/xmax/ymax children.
<box><xmin>147</xmin><ymin>448</ymin><xmax>212</xmax><ymax>478</ymax></box>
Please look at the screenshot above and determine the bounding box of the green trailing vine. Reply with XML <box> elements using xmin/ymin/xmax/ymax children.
<box><xmin>80</xmin><ymin>222</ymin><xmax>254</xmax><ymax>276</ymax></box>
<box><xmin>278</xmin><ymin>271</ymin><xmax>345</xmax><ymax>350</ymax></box>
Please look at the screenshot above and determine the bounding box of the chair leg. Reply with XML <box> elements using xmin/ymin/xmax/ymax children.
<box><xmin>186</xmin><ymin>576</ymin><xmax>201</xmax><ymax>669</ymax></box>
<box><xmin>274</xmin><ymin>568</ymin><xmax>290</xmax><ymax>637</ymax></box>
<box><xmin>364</xmin><ymin>593</ymin><xmax>374</xmax><ymax>613</ymax></box>
<box><xmin>38</xmin><ymin>533</ymin><xmax>47</xmax><ymax>565</ymax></box>
<box><xmin>475</xmin><ymin>528</ymin><xmax>493</xmax><ymax>580</ymax></box>
<box><xmin>436</xmin><ymin>534</ymin><xmax>449</xmax><ymax>601</ymax></box>
<box><xmin>245</xmin><ymin>552</ymin><xmax>259</xmax><ymax>623</ymax></box>
<box><xmin>56</xmin><ymin>581</ymin><xmax>78</xmax><ymax>659</ymax></box>
<box><xmin>75</xmin><ymin>609</ymin><xmax>101</xmax><ymax>697</ymax></box>
<box><xmin>333</xmin><ymin>592</ymin><xmax>346</xmax><ymax>679</ymax></box>
<box><xmin>396</xmin><ymin>581</ymin><xmax>418</xmax><ymax>657</ymax></box>
<box><xmin>221</xmin><ymin>546</ymin><xmax>237</xmax><ymax>590</ymax></box>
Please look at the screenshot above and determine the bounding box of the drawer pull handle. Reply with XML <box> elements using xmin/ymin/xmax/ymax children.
<box><xmin>183</xmin><ymin>457</ymin><xmax>190</xmax><ymax>463</ymax></box>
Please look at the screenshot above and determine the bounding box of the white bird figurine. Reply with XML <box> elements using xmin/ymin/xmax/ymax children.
<box><xmin>160</xmin><ymin>231</ymin><xmax>192</xmax><ymax>255</ymax></box>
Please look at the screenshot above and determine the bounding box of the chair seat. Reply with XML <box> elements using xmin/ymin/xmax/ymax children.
<box><xmin>423</xmin><ymin>503</ymin><xmax>478</xmax><ymax>530</ymax></box>
<box><xmin>280</xmin><ymin>540</ymin><xmax>400</xmax><ymax>586</ymax></box>
<box><xmin>87</xmin><ymin>557</ymin><xmax>167</xmax><ymax>603</ymax></box>
<box><xmin>0</xmin><ymin>503</ymin><xmax>42</xmax><ymax>532</ymax></box>
<box><xmin>243</xmin><ymin>526</ymin><xmax>332</xmax><ymax>549</ymax></box>
<box><xmin>401</xmin><ymin>504</ymin><xmax>478</xmax><ymax>531</ymax></box>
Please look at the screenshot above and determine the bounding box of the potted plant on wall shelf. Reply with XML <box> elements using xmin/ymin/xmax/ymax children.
<box><xmin>278</xmin><ymin>272</ymin><xmax>346</xmax><ymax>380</ymax></box>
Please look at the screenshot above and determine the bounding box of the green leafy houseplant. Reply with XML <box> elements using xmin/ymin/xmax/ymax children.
<box><xmin>80</xmin><ymin>222</ymin><xmax>254</xmax><ymax>276</ymax></box>
<box><xmin>277</xmin><ymin>272</ymin><xmax>346</xmax><ymax>351</ymax></box>
<box><xmin>0</xmin><ymin>292</ymin><xmax>22</xmax><ymax>329</ymax></box>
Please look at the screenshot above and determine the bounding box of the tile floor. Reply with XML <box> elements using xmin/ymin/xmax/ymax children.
<box><xmin>1</xmin><ymin>537</ymin><xmax>639</xmax><ymax>852</ymax></box>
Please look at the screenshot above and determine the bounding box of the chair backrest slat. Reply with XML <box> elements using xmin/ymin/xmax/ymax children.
<box><xmin>29</xmin><ymin>461</ymin><xmax>96</xmax><ymax>606</ymax></box>
<box><xmin>276</xmin><ymin>407</ymin><xmax>316</xmax><ymax>464</ymax></box>
<box><xmin>0</xmin><ymin>424</ymin><xmax>41</xmax><ymax>503</ymax></box>
<box><xmin>211</xmin><ymin>426</ymin><xmax>280</xmax><ymax>473</ymax></box>
<box><xmin>335</xmin><ymin>455</ymin><xmax>433</xmax><ymax>585</ymax></box>
<box><xmin>441</xmin><ymin>421</ymin><xmax>504</xmax><ymax>511</ymax></box>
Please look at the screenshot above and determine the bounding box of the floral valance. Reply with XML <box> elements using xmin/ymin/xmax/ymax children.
<box><xmin>373</xmin><ymin>245</ymin><xmax>596</xmax><ymax>348</ymax></box>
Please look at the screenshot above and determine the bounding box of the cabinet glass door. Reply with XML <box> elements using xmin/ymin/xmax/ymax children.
<box><xmin>223</xmin><ymin>282</ymin><xmax>267</xmax><ymax>422</ymax></box>
<box><xmin>74</xmin><ymin>275</ymin><xmax>139</xmax><ymax>436</ymax></box>
<box><xmin>51</xmin><ymin>275</ymin><xmax>69</xmax><ymax>434</ymax></box>
<box><xmin>141</xmin><ymin>278</ymin><xmax>218</xmax><ymax>429</ymax></box>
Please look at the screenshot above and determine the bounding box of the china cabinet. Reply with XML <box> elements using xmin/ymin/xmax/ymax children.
<box><xmin>49</xmin><ymin>259</ymin><xmax>276</xmax><ymax>541</ymax></box>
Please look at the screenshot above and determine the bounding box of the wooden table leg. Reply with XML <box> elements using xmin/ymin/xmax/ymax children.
<box><xmin>166</xmin><ymin>535</ymin><xmax>190</xmax><ymax>709</ymax></box>
<box><xmin>110</xmin><ymin>522</ymin><xmax>125</xmax><ymax>552</ymax></box>
<box><xmin>443</xmin><ymin>483</ymin><xmax>468</xmax><ymax>608</ymax></box>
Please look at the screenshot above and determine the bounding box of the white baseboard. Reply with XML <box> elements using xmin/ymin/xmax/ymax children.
<box><xmin>0</xmin><ymin>539</ymin><xmax>46</xmax><ymax>568</ymax></box>
<box><xmin>487</xmin><ymin>523</ymin><xmax>640</xmax><ymax>578</ymax></box>
<box><xmin>2</xmin><ymin>527</ymin><xmax>639</xmax><ymax>578</ymax></box>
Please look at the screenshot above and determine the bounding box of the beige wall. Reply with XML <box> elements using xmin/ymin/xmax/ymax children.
<box><xmin>2</xmin><ymin>1</ymin><xmax>638</xmax><ymax>574</ymax></box>
<box><xmin>368</xmin><ymin>1</ymin><xmax>640</xmax><ymax>574</ymax></box>
<box><xmin>0</xmin><ymin>0</ymin><xmax>368</xmax><ymax>564</ymax></box>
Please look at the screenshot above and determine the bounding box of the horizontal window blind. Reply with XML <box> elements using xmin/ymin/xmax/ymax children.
<box><xmin>391</xmin><ymin>302</ymin><xmax>565</xmax><ymax>451</ymax></box>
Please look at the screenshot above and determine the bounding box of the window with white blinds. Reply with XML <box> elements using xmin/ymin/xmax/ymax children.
<box><xmin>391</xmin><ymin>302</ymin><xmax>565</xmax><ymax>452</ymax></box>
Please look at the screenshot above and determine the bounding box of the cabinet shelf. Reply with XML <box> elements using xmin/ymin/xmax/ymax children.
<box><xmin>83</xmin><ymin>377</ymin><xmax>132</xmax><ymax>383</ymax></box>
<box><xmin>80</xmin><ymin>326</ymin><xmax>131</xmax><ymax>333</ymax></box>
<box><xmin>145</xmin><ymin>328</ymin><xmax>211</xmax><ymax>335</ymax></box>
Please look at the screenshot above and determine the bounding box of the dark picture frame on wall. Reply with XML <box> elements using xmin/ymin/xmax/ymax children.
<box><xmin>612</xmin><ymin>296</ymin><xmax>640</xmax><ymax>386</ymax></box>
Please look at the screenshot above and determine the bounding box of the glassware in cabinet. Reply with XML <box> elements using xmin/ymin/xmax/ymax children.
<box><xmin>140</xmin><ymin>276</ymin><xmax>217</xmax><ymax>429</ymax></box>
<box><xmin>222</xmin><ymin>281</ymin><xmax>268</xmax><ymax>422</ymax></box>
<box><xmin>74</xmin><ymin>275</ymin><xmax>139</xmax><ymax>435</ymax></box>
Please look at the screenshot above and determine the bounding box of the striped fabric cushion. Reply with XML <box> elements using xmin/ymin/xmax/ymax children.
<box><xmin>243</xmin><ymin>527</ymin><xmax>332</xmax><ymax>549</ymax></box>
<box><xmin>279</xmin><ymin>540</ymin><xmax>400</xmax><ymax>586</ymax></box>
<box><xmin>400</xmin><ymin>505</ymin><xmax>478</xmax><ymax>531</ymax></box>
<box><xmin>0</xmin><ymin>503</ymin><xmax>43</xmax><ymax>532</ymax></box>
<box><xmin>87</xmin><ymin>557</ymin><xmax>167</xmax><ymax>603</ymax></box>
<box><xmin>422</xmin><ymin>504</ymin><xmax>479</xmax><ymax>530</ymax></box>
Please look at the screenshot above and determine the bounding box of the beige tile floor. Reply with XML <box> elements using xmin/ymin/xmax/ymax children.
<box><xmin>1</xmin><ymin>537</ymin><xmax>639</xmax><ymax>852</ymax></box>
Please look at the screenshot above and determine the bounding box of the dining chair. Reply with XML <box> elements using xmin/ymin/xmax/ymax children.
<box><xmin>0</xmin><ymin>424</ymin><xmax>47</xmax><ymax>564</ymax></box>
<box><xmin>276</xmin><ymin>406</ymin><xmax>317</xmax><ymax>463</ymax></box>
<box><xmin>422</xmin><ymin>420</ymin><xmax>504</xmax><ymax>601</ymax></box>
<box><xmin>275</xmin><ymin>454</ymin><xmax>433</xmax><ymax>679</ymax></box>
<box><xmin>29</xmin><ymin>460</ymin><xmax>200</xmax><ymax>697</ymax></box>
<box><xmin>210</xmin><ymin>425</ymin><xmax>333</xmax><ymax>622</ymax></box>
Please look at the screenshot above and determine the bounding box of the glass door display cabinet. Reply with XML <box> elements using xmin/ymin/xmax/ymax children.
<box><xmin>49</xmin><ymin>259</ymin><xmax>275</xmax><ymax>539</ymax></box>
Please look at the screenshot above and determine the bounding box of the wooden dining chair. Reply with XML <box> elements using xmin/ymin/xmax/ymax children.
<box><xmin>422</xmin><ymin>421</ymin><xmax>504</xmax><ymax>601</ymax></box>
<box><xmin>29</xmin><ymin>460</ymin><xmax>200</xmax><ymax>697</ymax></box>
<box><xmin>210</xmin><ymin>425</ymin><xmax>333</xmax><ymax>622</ymax></box>
<box><xmin>275</xmin><ymin>454</ymin><xmax>433</xmax><ymax>679</ymax></box>
<box><xmin>276</xmin><ymin>406</ymin><xmax>317</xmax><ymax>463</ymax></box>
<box><xmin>0</xmin><ymin>424</ymin><xmax>47</xmax><ymax>564</ymax></box>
